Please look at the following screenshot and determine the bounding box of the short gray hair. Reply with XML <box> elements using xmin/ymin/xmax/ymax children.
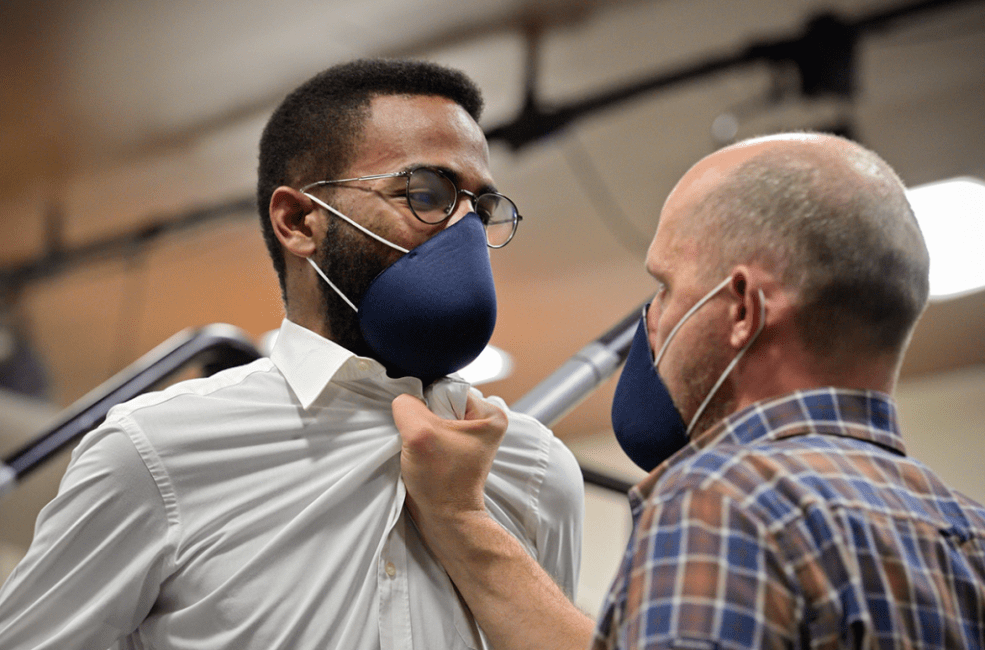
<box><xmin>690</xmin><ymin>135</ymin><xmax>929</xmax><ymax>358</ymax></box>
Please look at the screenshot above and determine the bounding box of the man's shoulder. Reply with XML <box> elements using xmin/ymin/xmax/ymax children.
<box><xmin>477</xmin><ymin>394</ymin><xmax>584</xmax><ymax>584</ymax></box>
<box><xmin>656</xmin><ymin>433</ymin><xmax>985</xmax><ymax>535</ymax></box>
<box><xmin>488</xmin><ymin>395</ymin><xmax>579</xmax><ymax>470</ymax></box>
<box><xmin>651</xmin><ymin>435</ymin><xmax>832</xmax><ymax>515</ymax></box>
<box><xmin>480</xmin><ymin>393</ymin><xmax>582</xmax><ymax>491</ymax></box>
<box><xmin>105</xmin><ymin>356</ymin><xmax>281</xmax><ymax>430</ymax></box>
<box><xmin>662</xmin><ymin>429</ymin><xmax>857</xmax><ymax>485</ymax></box>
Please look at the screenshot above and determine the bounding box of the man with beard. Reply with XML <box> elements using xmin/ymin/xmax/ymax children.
<box><xmin>0</xmin><ymin>59</ymin><xmax>584</xmax><ymax>650</ymax></box>
<box><xmin>392</xmin><ymin>133</ymin><xmax>985</xmax><ymax>649</ymax></box>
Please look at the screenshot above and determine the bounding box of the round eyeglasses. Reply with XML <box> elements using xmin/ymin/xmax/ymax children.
<box><xmin>300</xmin><ymin>167</ymin><xmax>522</xmax><ymax>248</ymax></box>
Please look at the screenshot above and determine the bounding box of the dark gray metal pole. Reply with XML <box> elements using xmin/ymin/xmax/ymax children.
<box><xmin>512</xmin><ymin>303</ymin><xmax>646</xmax><ymax>493</ymax></box>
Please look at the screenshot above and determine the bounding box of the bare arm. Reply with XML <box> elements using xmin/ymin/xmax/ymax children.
<box><xmin>392</xmin><ymin>393</ymin><xmax>594</xmax><ymax>650</ymax></box>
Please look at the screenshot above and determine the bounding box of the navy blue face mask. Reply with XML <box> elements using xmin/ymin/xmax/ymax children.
<box><xmin>611</xmin><ymin>278</ymin><xmax>765</xmax><ymax>472</ymax></box>
<box><xmin>307</xmin><ymin>210</ymin><xmax>496</xmax><ymax>386</ymax></box>
<box><xmin>610</xmin><ymin>314</ymin><xmax>688</xmax><ymax>472</ymax></box>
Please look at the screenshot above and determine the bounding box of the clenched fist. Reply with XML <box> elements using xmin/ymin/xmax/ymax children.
<box><xmin>392</xmin><ymin>392</ymin><xmax>507</xmax><ymax>528</ymax></box>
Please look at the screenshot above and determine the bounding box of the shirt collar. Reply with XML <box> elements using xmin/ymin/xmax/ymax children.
<box><xmin>268</xmin><ymin>318</ymin><xmax>471</xmax><ymax>414</ymax></box>
<box><xmin>629</xmin><ymin>387</ymin><xmax>907</xmax><ymax>510</ymax></box>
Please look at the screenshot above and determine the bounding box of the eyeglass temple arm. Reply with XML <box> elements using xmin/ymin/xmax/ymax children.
<box><xmin>300</xmin><ymin>171</ymin><xmax>407</xmax><ymax>192</ymax></box>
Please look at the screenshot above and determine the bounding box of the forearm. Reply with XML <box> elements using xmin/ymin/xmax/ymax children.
<box><xmin>392</xmin><ymin>392</ymin><xmax>593</xmax><ymax>648</ymax></box>
<box><xmin>416</xmin><ymin>508</ymin><xmax>594</xmax><ymax>650</ymax></box>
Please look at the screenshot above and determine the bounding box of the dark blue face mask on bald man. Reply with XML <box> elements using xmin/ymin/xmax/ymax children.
<box><xmin>610</xmin><ymin>314</ymin><xmax>689</xmax><ymax>472</ymax></box>
<box><xmin>308</xmin><ymin>212</ymin><xmax>497</xmax><ymax>386</ymax></box>
<box><xmin>611</xmin><ymin>278</ymin><xmax>765</xmax><ymax>472</ymax></box>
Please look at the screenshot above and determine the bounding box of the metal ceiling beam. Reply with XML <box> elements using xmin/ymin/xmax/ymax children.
<box><xmin>485</xmin><ymin>0</ymin><xmax>983</xmax><ymax>150</ymax></box>
<box><xmin>1</xmin><ymin>0</ymin><xmax>979</xmax><ymax>292</ymax></box>
<box><xmin>0</xmin><ymin>196</ymin><xmax>257</xmax><ymax>296</ymax></box>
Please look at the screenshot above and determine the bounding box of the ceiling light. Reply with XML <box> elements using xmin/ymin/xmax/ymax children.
<box><xmin>905</xmin><ymin>177</ymin><xmax>985</xmax><ymax>301</ymax></box>
<box><xmin>457</xmin><ymin>345</ymin><xmax>513</xmax><ymax>385</ymax></box>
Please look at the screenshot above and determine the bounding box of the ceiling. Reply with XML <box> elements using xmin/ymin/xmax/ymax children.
<box><xmin>1</xmin><ymin>0</ymin><xmax>984</xmax><ymax>537</ymax></box>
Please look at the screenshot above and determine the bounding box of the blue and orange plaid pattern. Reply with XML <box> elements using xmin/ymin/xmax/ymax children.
<box><xmin>594</xmin><ymin>388</ymin><xmax>985</xmax><ymax>649</ymax></box>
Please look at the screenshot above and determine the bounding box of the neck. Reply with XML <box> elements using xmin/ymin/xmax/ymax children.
<box><xmin>732</xmin><ymin>342</ymin><xmax>900</xmax><ymax>413</ymax></box>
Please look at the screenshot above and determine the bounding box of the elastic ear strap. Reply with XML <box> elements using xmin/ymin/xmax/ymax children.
<box><xmin>307</xmin><ymin>257</ymin><xmax>359</xmax><ymax>313</ymax></box>
<box><xmin>685</xmin><ymin>288</ymin><xmax>766</xmax><ymax>436</ymax></box>
<box><xmin>654</xmin><ymin>276</ymin><xmax>732</xmax><ymax>367</ymax></box>
<box><xmin>303</xmin><ymin>192</ymin><xmax>410</xmax><ymax>254</ymax></box>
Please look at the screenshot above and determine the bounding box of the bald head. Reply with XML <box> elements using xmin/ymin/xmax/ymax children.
<box><xmin>668</xmin><ymin>133</ymin><xmax>930</xmax><ymax>363</ymax></box>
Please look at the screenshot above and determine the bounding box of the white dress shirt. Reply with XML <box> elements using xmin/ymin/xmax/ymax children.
<box><xmin>0</xmin><ymin>319</ymin><xmax>584</xmax><ymax>650</ymax></box>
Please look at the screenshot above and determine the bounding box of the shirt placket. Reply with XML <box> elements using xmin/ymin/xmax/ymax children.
<box><xmin>378</xmin><ymin>479</ymin><xmax>413</xmax><ymax>650</ymax></box>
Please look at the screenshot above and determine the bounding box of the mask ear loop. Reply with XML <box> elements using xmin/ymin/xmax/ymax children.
<box><xmin>653</xmin><ymin>276</ymin><xmax>732</xmax><ymax>368</ymax></box>
<box><xmin>302</xmin><ymin>191</ymin><xmax>411</xmax><ymax>314</ymax></box>
<box><xmin>685</xmin><ymin>288</ymin><xmax>766</xmax><ymax>436</ymax></box>
<box><xmin>307</xmin><ymin>257</ymin><xmax>359</xmax><ymax>313</ymax></box>
<box><xmin>303</xmin><ymin>192</ymin><xmax>410</xmax><ymax>254</ymax></box>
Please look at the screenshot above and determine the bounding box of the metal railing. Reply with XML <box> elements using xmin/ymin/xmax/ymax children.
<box><xmin>0</xmin><ymin>325</ymin><xmax>261</xmax><ymax>498</ymax></box>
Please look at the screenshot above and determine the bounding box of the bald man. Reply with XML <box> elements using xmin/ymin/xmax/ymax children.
<box><xmin>392</xmin><ymin>133</ymin><xmax>985</xmax><ymax>649</ymax></box>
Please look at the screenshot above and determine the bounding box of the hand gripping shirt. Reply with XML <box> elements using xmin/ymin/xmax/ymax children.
<box><xmin>594</xmin><ymin>388</ymin><xmax>985</xmax><ymax>650</ymax></box>
<box><xmin>0</xmin><ymin>319</ymin><xmax>584</xmax><ymax>650</ymax></box>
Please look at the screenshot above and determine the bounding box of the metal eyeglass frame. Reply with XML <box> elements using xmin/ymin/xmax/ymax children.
<box><xmin>299</xmin><ymin>166</ymin><xmax>522</xmax><ymax>248</ymax></box>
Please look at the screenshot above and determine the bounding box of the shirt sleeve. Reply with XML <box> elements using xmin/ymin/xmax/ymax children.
<box><xmin>600</xmin><ymin>487</ymin><xmax>797</xmax><ymax>649</ymax></box>
<box><xmin>0</xmin><ymin>423</ymin><xmax>176</xmax><ymax>650</ymax></box>
<box><xmin>532</xmin><ymin>434</ymin><xmax>585</xmax><ymax>599</ymax></box>
<box><xmin>480</xmin><ymin>396</ymin><xmax>585</xmax><ymax>601</ymax></box>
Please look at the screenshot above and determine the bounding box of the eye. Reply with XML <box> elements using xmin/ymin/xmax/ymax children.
<box><xmin>407</xmin><ymin>187</ymin><xmax>445</xmax><ymax>212</ymax></box>
<box><xmin>406</xmin><ymin>168</ymin><xmax>457</xmax><ymax>217</ymax></box>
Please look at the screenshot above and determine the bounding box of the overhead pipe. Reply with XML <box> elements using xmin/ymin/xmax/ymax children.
<box><xmin>485</xmin><ymin>0</ymin><xmax>978</xmax><ymax>151</ymax></box>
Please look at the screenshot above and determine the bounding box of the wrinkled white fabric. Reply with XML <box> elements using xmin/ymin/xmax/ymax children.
<box><xmin>0</xmin><ymin>319</ymin><xmax>584</xmax><ymax>650</ymax></box>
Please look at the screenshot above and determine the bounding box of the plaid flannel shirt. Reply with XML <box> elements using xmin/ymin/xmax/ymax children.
<box><xmin>594</xmin><ymin>388</ymin><xmax>985</xmax><ymax>649</ymax></box>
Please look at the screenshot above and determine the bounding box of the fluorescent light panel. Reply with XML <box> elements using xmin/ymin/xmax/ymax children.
<box><xmin>906</xmin><ymin>177</ymin><xmax>985</xmax><ymax>301</ymax></box>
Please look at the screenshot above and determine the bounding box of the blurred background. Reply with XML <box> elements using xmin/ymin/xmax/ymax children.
<box><xmin>2</xmin><ymin>0</ymin><xmax>984</xmax><ymax>615</ymax></box>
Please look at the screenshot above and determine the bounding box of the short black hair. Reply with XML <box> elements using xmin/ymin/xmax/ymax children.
<box><xmin>257</xmin><ymin>58</ymin><xmax>484</xmax><ymax>299</ymax></box>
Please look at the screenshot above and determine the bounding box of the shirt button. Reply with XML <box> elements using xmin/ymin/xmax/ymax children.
<box><xmin>356</xmin><ymin>360</ymin><xmax>371</xmax><ymax>373</ymax></box>
<box><xmin>385</xmin><ymin>561</ymin><xmax>396</xmax><ymax>577</ymax></box>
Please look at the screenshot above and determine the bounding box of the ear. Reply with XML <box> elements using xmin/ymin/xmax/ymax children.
<box><xmin>727</xmin><ymin>266</ymin><xmax>766</xmax><ymax>350</ymax></box>
<box><xmin>269</xmin><ymin>186</ymin><xmax>319</xmax><ymax>259</ymax></box>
